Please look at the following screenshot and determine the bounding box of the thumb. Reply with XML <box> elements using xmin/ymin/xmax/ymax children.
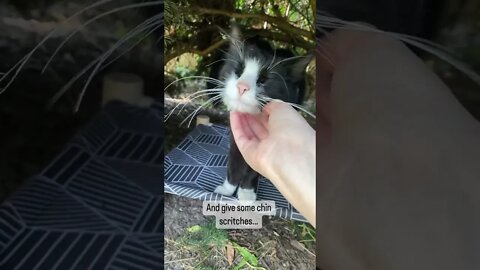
<box><xmin>229</xmin><ymin>112</ymin><xmax>259</xmax><ymax>163</ymax></box>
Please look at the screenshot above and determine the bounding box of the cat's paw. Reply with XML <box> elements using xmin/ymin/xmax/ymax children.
<box><xmin>214</xmin><ymin>185</ymin><xmax>234</xmax><ymax>196</ymax></box>
<box><xmin>237</xmin><ymin>187</ymin><xmax>257</xmax><ymax>202</ymax></box>
<box><xmin>214</xmin><ymin>179</ymin><xmax>236</xmax><ymax>196</ymax></box>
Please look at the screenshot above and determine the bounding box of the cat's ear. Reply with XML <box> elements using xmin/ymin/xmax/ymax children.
<box><xmin>290</xmin><ymin>53</ymin><xmax>313</xmax><ymax>82</ymax></box>
<box><xmin>218</xmin><ymin>24</ymin><xmax>242</xmax><ymax>42</ymax></box>
<box><xmin>290</xmin><ymin>53</ymin><xmax>313</xmax><ymax>104</ymax></box>
<box><xmin>224</xmin><ymin>24</ymin><xmax>243</xmax><ymax>56</ymax></box>
<box><xmin>230</xmin><ymin>24</ymin><xmax>242</xmax><ymax>42</ymax></box>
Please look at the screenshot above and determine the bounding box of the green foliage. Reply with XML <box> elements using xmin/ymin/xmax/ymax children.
<box><xmin>164</xmin><ymin>0</ymin><xmax>315</xmax><ymax>65</ymax></box>
<box><xmin>181</xmin><ymin>222</ymin><xmax>229</xmax><ymax>249</ymax></box>
<box><xmin>295</xmin><ymin>222</ymin><xmax>316</xmax><ymax>243</ymax></box>
<box><xmin>176</xmin><ymin>222</ymin><xmax>268</xmax><ymax>269</ymax></box>
<box><xmin>232</xmin><ymin>242</ymin><xmax>263</xmax><ymax>270</ymax></box>
<box><xmin>174</xmin><ymin>65</ymin><xmax>193</xmax><ymax>78</ymax></box>
<box><xmin>164</xmin><ymin>0</ymin><xmax>316</xmax><ymax>106</ymax></box>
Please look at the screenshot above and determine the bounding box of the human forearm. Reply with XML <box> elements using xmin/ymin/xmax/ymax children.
<box><xmin>229</xmin><ymin>103</ymin><xmax>317</xmax><ymax>226</ymax></box>
<box><xmin>263</xmin><ymin>129</ymin><xmax>316</xmax><ymax>226</ymax></box>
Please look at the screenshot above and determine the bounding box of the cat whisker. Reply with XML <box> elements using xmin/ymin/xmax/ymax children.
<box><xmin>218</xmin><ymin>49</ymin><xmax>240</xmax><ymax>64</ymax></box>
<box><xmin>48</xmin><ymin>15</ymin><xmax>162</xmax><ymax>110</ymax></box>
<box><xmin>317</xmin><ymin>14</ymin><xmax>480</xmax><ymax>85</ymax></box>
<box><xmin>267</xmin><ymin>46</ymin><xmax>277</xmax><ymax>71</ymax></box>
<box><xmin>271</xmin><ymin>71</ymin><xmax>289</xmax><ymax>93</ymax></box>
<box><xmin>164</xmin><ymin>76</ymin><xmax>225</xmax><ymax>92</ymax></box>
<box><xmin>206</xmin><ymin>58</ymin><xmax>238</xmax><ymax>67</ymax></box>
<box><xmin>164</xmin><ymin>89</ymin><xmax>223</xmax><ymax>122</ymax></box>
<box><xmin>268</xmin><ymin>55</ymin><xmax>310</xmax><ymax>71</ymax></box>
<box><xmin>257</xmin><ymin>99</ymin><xmax>268</xmax><ymax>109</ymax></box>
<box><xmin>221</xmin><ymin>29</ymin><xmax>243</xmax><ymax>59</ymax></box>
<box><xmin>186</xmin><ymin>98</ymin><xmax>222</xmax><ymax>128</ymax></box>
<box><xmin>101</xmin><ymin>15</ymin><xmax>163</xmax><ymax>69</ymax></box>
<box><xmin>230</xmin><ymin>40</ymin><xmax>244</xmax><ymax>60</ymax></box>
<box><xmin>259</xmin><ymin>96</ymin><xmax>315</xmax><ymax>119</ymax></box>
<box><xmin>317</xmin><ymin>16</ymin><xmax>450</xmax><ymax>53</ymax></box>
<box><xmin>186</xmin><ymin>91</ymin><xmax>223</xmax><ymax>101</ymax></box>
<box><xmin>260</xmin><ymin>61</ymin><xmax>271</xmax><ymax>71</ymax></box>
<box><xmin>0</xmin><ymin>0</ymin><xmax>119</xmax><ymax>94</ymax></box>
<box><xmin>176</xmin><ymin>90</ymin><xmax>222</xmax><ymax>111</ymax></box>
<box><xmin>42</xmin><ymin>1</ymin><xmax>163</xmax><ymax>74</ymax></box>
<box><xmin>180</xmin><ymin>95</ymin><xmax>223</xmax><ymax>128</ymax></box>
<box><xmin>182</xmin><ymin>88</ymin><xmax>224</xmax><ymax>98</ymax></box>
<box><xmin>72</xmin><ymin>20</ymin><xmax>162</xmax><ymax>112</ymax></box>
<box><xmin>167</xmin><ymin>88</ymin><xmax>222</xmax><ymax>106</ymax></box>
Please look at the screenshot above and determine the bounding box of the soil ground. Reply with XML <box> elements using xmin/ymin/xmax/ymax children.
<box><xmin>164</xmin><ymin>194</ymin><xmax>316</xmax><ymax>270</ymax></box>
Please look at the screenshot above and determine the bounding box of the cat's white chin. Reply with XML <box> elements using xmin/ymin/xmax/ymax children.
<box><xmin>224</xmin><ymin>96</ymin><xmax>260</xmax><ymax>114</ymax></box>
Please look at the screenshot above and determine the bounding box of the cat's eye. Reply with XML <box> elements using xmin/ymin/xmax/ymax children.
<box><xmin>257</xmin><ymin>69</ymin><xmax>268</xmax><ymax>85</ymax></box>
<box><xmin>234</xmin><ymin>63</ymin><xmax>245</xmax><ymax>77</ymax></box>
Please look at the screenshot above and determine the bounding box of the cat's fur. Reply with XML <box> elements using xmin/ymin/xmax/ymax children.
<box><xmin>213</xmin><ymin>28</ymin><xmax>312</xmax><ymax>201</ymax></box>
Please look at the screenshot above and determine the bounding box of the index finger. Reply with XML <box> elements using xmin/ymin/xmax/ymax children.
<box><xmin>262</xmin><ymin>100</ymin><xmax>291</xmax><ymax>115</ymax></box>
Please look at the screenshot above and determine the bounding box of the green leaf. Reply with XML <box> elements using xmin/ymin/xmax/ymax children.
<box><xmin>187</xmin><ymin>225</ymin><xmax>202</xmax><ymax>233</ymax></box>
<box><xmin>232</xmin><ymin>259</ymin><xmax>247</xmax><ymax>270</ymax></box>
<box><xmin>233</xmin><ymin>243</ymin><xmax>258</xmax><ymax>266</ymax></box>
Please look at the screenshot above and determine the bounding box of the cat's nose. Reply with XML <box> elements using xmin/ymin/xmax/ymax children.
<box><xmin>237</xmin><ymin>82</ymin><xmax>250</xmax><ymax>95</ymax></box>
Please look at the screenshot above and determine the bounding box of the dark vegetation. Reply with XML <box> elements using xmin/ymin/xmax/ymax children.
<box><xmin>164</xmin><ymin>0</ymin><xmax>316</xmax><ymax>100</ymax></box>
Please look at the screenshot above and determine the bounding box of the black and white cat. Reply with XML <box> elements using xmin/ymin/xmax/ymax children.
<box><xmin>212</xmin><ymin>27</ymin><xmax>312</xmax><ymax>201</ymax></box>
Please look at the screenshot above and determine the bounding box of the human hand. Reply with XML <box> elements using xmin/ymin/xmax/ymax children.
<box><xmin>229</xmin><ymin>101</ymin><xmax>314</xmax><ymax>178</ymax></box>
<box><xmin>230</xmin><ymin>101</ymin><xmax>316</xmax><ymax>225</ymax></box>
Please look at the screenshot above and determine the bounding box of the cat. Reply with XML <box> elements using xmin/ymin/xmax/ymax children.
<box><xmin>212</xmin><ymin>27</ymin><xmax>312</xmax><ymax>201</ymax></box>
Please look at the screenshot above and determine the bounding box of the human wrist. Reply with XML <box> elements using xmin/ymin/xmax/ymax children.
<box><xmin>264</xmin><ymin>131</ymin><xmax>316</xmax><ymax>224</ymax></box>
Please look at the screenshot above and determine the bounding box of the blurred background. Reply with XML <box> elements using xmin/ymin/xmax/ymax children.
<box><xmin>319</xmin><ymin>0</ymin><xmax>480</xmax><ymax>121</ymax></box>
<box><xmin>0</xmin><ymin>0</ymin><xmax>162</xmax><ymax>201</ymax></box>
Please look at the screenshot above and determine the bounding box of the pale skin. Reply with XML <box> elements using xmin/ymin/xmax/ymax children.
<box><xmin>232</xmin><ymin>28</ymin><xmax>480</xmax><ymax>269</ymax></box>
<box><xmin>229</xmin><ymin>102</ymin><xmax>316</xmax><ymax>226</ymax></box>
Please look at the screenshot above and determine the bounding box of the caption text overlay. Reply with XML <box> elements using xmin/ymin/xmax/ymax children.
<box><xmin>203</xmin><ymin>200</ymin><xmax>276</xmax><ymax>229</ymax></box>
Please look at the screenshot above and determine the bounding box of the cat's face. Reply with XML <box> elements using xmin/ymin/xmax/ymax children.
<box><xmin>218</xmin><ymin>29</ymin><xmax>311</xmax><ymax>114</ymax></box>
